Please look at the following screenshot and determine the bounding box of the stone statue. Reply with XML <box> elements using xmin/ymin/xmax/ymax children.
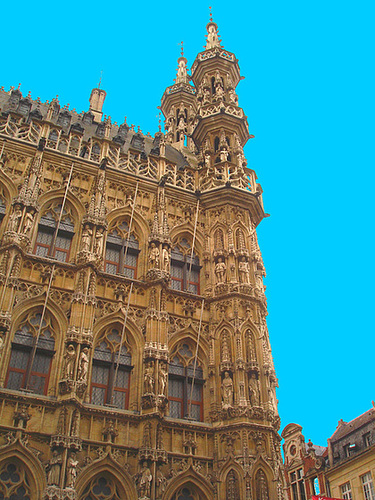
<box><xmin>221</xmin><ymin>371</ymin><xmax>233</xmax><ymax>407</ymax></box>
<box><xmin>47</xmin><ymin>450</ymin><xmax>62</xmax><ymax>486</ymax></box>
<box><xmin>95</xmin><ymin>228</ymin><xmax>104</xmax><ymax>256</ymax></box>
<box><xmin>206</xmin><ymin>23</ymin><xmax>220</xmax><ymax>49</ymax></box>
<box><xmin>22</xmin><ymin>210</ymin><xmax>34</xmax><ymax>236</ymax></box>
<box><xmin>70</xmin><ymin>409</ymin><xmax>80</xmax><ymax>436</ymax></box>
<box><xmin>149</xmin><ymin>243</ymin><xmax>160</xmax><ymax>269</ymax></box>
<box><xmin>63</xmin><ymin>344</ymin><xmax>76</xmax><ymax>379</ymax></box>
<box><xmin>228</xmin><ymin>88</ymin><xmax>238</xmax><ymax>104</ymax></box>
<box><xmin>144</xmin><ymin>362</ymin><xmax>155</xmax><ymax>394</ymax></box>
<box><xmin>66</xmin><ymin>452</ymin><xmax>79</xmax><ymax>488</ymax></box>
<box><xmin>249</xmin><ymin>373</ymin><xmax>261</xmax><ymax>407</ymax></box>
<box><xmin>215</xmin><ymin>258</ymin><xmax>226</xmax><ymax>283</ymax></box>
<box><xmin>138</xmin><ymin>461</ymin><xmax>152</xmax><ymax>498</ymax></box>
<box><xmin>176</xmin><ymin>58</ymin><xmax>187</xmax><ymax>84</ymax></box>
<box><xmin>8</xmin><ymin>205</ymin><xmax>22</xmax><ymax>232</ymax></box>
<box><xmin>158</xmin><ymin>363</ymin><xmax>167</xmax><ymax>396</ymax></box>
<box><xmin>77</xmin><ymin>347</ymin><xmax>89</xmax><ymax>382</ymax></box>
<box><xmin>156</xmin><ymin>468</ymin><xmax>167</xmax><ymax>497</ymax></box>
<box><xmin>162</xmin><ymin>246</ymin><xmax>170</xmax><ymax>272</ymax></box>
<box><xmin>81</xmin><ymin>225</ymin><xmax>92</xmax><ymax>252</ymax></box>
<box><xmin>238</xmin><ymin>257</ymin><xmax>250</xmax><ymax>284</ymax></box>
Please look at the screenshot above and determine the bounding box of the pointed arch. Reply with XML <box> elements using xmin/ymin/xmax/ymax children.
<box><xmin>0</xmin><ymin>172</ymin><xmax>18</xmax><ymax>204</ymax></box>
<box><xmin>38</xmin><ymin>187</ymin><xmax>85</xmax><ymax>221</ymax></box>
<box><xmin>106</xmin><ymin>206</ymin><xmax>149</xmax><ymax>246</ymax></box>
<box><xmin>251</xmin><ymin>458</ymin><xmax>276</xmax><ymax>500</ymax></box>
<box><xmin>0</xmin><ymin>439</ymin><xmax>46</xmax><ymax>498</ymax></box>
<box><xmin>170</xmin><ymin>223</ymin><xmax>204</xmax><ymax>257</ymax></box>
<box><xmin>75</xmin><ymin>453</ymin><xmax>137</xmax><ymax>499</ymax></box>
<box><xmin>163</xmin><ymin>467</ymin><xmax>214</xmax><ymax>500</ymax></box>
<box><xmin>218</xmin><ymin>459</ymin><xmax>245</xmax><ymax>499</ymax></box>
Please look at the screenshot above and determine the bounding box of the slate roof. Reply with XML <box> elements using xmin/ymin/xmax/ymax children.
<box><xmin>330</xmin><ymin>408</ymin><xmax>375</xmax><ymax>442</ymax></box>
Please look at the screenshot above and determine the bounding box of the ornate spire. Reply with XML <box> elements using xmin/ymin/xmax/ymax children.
<box><xmin>205</xmin><ymin>7</ymin><xmax>222</xmax><ymax>50</ymax></box>
<box><xmin>175</xmin><ymin>42</ymin><xmax>189</xmax><ymax>84</ymax></box>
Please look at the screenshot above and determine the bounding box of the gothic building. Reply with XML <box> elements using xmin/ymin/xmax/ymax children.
<box><xmin>0</xmin><ymin>17</ymin><xmax>284</xmax><ymax>500</ymax></box>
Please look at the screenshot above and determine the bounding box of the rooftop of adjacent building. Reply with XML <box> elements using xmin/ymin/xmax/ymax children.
<box><xmin>329</xmin><ymin>403</ymin><xmax>375</xmax><ymax>443</ymax></box>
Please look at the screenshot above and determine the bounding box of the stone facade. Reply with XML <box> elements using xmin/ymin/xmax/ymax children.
<box><xmin>0</xmin><ymin>18</ymin><xmax>284</xmax><ymax>500</ymax></box>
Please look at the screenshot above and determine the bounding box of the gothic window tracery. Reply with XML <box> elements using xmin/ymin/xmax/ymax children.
<box><xmin>34</xmin><ymin>202</ymin><xmax>75</xmax><ymax>263</ymax></box>
<box><xmin>246</xmin><ymin>330</ymin><xmax>256</xmax><ymax>362</ymax></box>
<box><xmin>104</xmin><ymin>220</ymin><xmax>139</xmax><ymax>278</ymax></box>
<box><xmin>226</xmin><ymin>469</ymin><xmax>240</xmax><ymax>500</ymax></box>
<box><xmin>0</xmin><ymin>462</ymin><xmax>31</xmax><ymax>500</ymax></box>
<box><xmin>255</xmin><ymin>469</ymin><xmax>270</xmax><ymax>500</ymax></box>
<box><xmin>170</xmin><ymin>238</ymin><xmax>200</xmax><ymax>294</ymax></box>
<box><xmin>214</xmin><ymin>228</ymin><xmax>224</xmax><ymax>251</ymax></box>
<box><xmin>0</xmin><ymin>195</ymin><xmax>6</xmax><ymax>225</ymax></box>
<box><xmin>172</xmin><ymin>486</ymin><xmax>202</xmax><ymax>500</ymax></box>
<box><xmin>168</xmin><ymin>343</ymin><xmax>204</xmax><ymax>421</ymax></box>
<box><xmin>91</xmin><ymin>327</ymin><xmax>132</xmax><ymax>409</ymax></box>
<box><xmin>47</xmin><ymin>129</ymin><xmax>59</xmax><ymax>149</ymax></box>
<box><xmin>235</xmin><ymin>228</ymin><xmax>246</xmax><ymax>250</ymax></box>
<box><xmin>90</xmin><ymin>142</ymin><xmax>101</xmax><ymax>162</ymax></box>
<box><xmin>82</xmin><ymin>475</ymin><xmax>123</xmax><ymax>500</ymax></box>
<box><xmin>221</xmin><ymin>330</ymin><xmax>232</xmax><ymax>363</ymax></box>
<box><xmin>6</xmin><ymin>312</ymin><xmax>56</xmax><ymax>395</ymax></box>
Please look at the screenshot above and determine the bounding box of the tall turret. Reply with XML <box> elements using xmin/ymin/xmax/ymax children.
<box><xmin>160</xmin><ymin>43</ymin><xmax>197</xmax><ymax>151</ymax></box>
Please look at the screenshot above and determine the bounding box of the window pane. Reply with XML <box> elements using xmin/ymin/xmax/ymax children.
<box><xmin>91</xmin><ymin>386</ymin><xmax>106</xmax><ymax>406</ymax></box>
<box><xmin>189</xmin><ymin>403</ymin><xmax>201</xmax><ymax>421</ymax></box>
<box><xmin>187</xmin><ymin>283</ymin><xmax>198</xmax><ymax>294</ymax></box>
<box><xmin>106</xmin><ymin>246</ymin><xmax>120</xmax><ymax>263</ymax></box>
<box><xmin>122</xmin><ymin>267</ymin><xmax>135</xmax><ymax>278</ymax></box>
<box><xmin>9</xmin><ymin>349</ymin><xmax>29</xmax><ymax>369</ymax></box>
<box><xmin>92</xmin><ymin>364</ymin><xmax>110</xmax><ymax>385</ymax></box>
<box><xmin>124</xmin><ymin>253</ymin><xmax>137</xmax><ymax>267</ymax></box>
<box><xmin>113</xmin><ymin>390</ymin><xmax>126</xmax><ymax>408</ymax></box>
<box><xmin>188</xmin><ymin>382</ymin><xmax>202</xmax><ymax>402</ymax></box>
<box><xmin>171</xmin><ymin>264</ymin><xmax>183</xmax><ymax>279</ymax></box>
<box><xmin>29</xmin><ymin>374</ymin><xmax>46</xmax><ymax>394</ymax></box>
<box><xmin>171</xmin><ymin>279</ymin><xmax>183</xmax><ymax>291</ymax></box>
<box><xmin>55</xmin><ymin>234</ymin><xmax>71</xmax><ymax>250</ymax></box>
<box><xmin>35</xmin><ymin>245</ymin><xmax>50</xmax><ymax>257</ymax></box>
<box><xmin>7</xmin><ymin>371</ymin><xmax>24</xmax><ymax>391</ymax></box>
<box><xmin>169</xmin><ymin>378</ymin><xmax>183</xmax><ymax>397</ymax></box>
<box><xmin>36</xmin><ymin>229</ymin><xmax>53</xmax><ymax>245</ymax></box>
<box><xmin>32</xmin><ymin>352</ymin><xmax>51</xmax><ymax>374</ymax></box>
<box><xmin>55</xmin><ymin>250</ymin><xmax>68</xmax><ymax>262</ymax></box>
<box><xmin>170</xmin><ymin>400</ymin><xmax>183</xmax><ymax>419</ymax></box>
<box><xmin>105</xmin><ymin>263</ymin><xmax>118</xmax><ymax>274</ymax></box>
<box><xmin>115</xmin><ymin>369</ymin><xmax>129</xmax><ymax>389</ymax></box>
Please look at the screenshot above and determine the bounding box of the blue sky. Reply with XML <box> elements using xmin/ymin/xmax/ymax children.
<box><xmin>2</xmin><ymin>0</ymin><xmax>374</xmax><ymax>447</ymax></box>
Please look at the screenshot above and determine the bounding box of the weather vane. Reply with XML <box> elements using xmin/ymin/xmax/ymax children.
<box><xmin>98</xmin><ymin>70</ymin><xmax>103</xmax><ymax>89</ymax></box>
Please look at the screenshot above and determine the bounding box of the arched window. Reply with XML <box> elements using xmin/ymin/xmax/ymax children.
<box><xmin>82</xmin><ymin>474</ymin><xmax>124</xmax><ymax>500</ymax></box>
<box><xmin>214</xmin><ymin>136</ymin><xmax>220</xmax><ymax>152</ymax></box>
<box><xmin>235</xmin><ymin>228</ymin><xmax>246</xmax><ymax>250</ymax></box>
<box><xmin>169</xmin><ymin>343</ymin><xmax>204</xmax><ymax>422</ymax></box>
<box><xmin>91</xmin><ymin>328</ymin><xmax>132</xmax><ymax>409</ymax></box>
<box><xmin>34</xmin><ymin>203</ymin><xmax>75</xmax><ymax>263</ymax></box>
<box><xmin>47</xmin><ymin>129</ymin><xmax>59</xmax><ymax>149</ymax></box>
<box><xmin>0</xmin><ymin>462</ymin><xmax>31</xmax><ymax>500</ymax></box>
<box><xmin>90</xmin><ymin>142</ymin><xmax>101</xmax><ymax>162</ymax></box>
<box><xmin>170</xmin><ymin>238</ymin><xmax>200</xmax><ymax>294</ymax></box>
<box><xmin>104</xmin><ymin>221</ymin><xmax>139</xmax><ymax>278</ymax></box>
<box><xmin>6</xmin><ymin>312</ymin><xmax>56</xmax><ymax>395</ymax></box>
<box><xmin>214</xmin><ymin>229</ymin><xmax>224</xmax><ymax>251</ymax></box>
<box><xmin>68</xmin><ymin>135</ymin><xmax>80</xmax><ymax>156</ymax></box>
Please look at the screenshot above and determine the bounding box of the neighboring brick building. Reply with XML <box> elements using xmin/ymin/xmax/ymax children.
<box><xmin>282</xmin><ymin>405</ymin><xmax>375</xmax><ymax>500</ymax></box>
<box><xmin>0</xmin><ymin>14</ymin><xmax>285</xmax><ymax>500</ymax></box>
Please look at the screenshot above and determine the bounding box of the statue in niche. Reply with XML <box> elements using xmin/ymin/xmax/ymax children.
<box><xmin>268</xmin><ymin>386</ymin><xmax>278</xmax><ymax>414</ymax></box>
<box><xmin>162</xmin><ymin>245</ymin><xmax>170</xmax><ymax>272</ymax></box>
<box><xmin>66</xmin><ymin>452</ymin><xmax>79</xmax><ymax>488</ymax></box>
<box><xmin>221</xmin><ymin>371</ymin><xmax>233</xmax><ymax>407</ymax></box>
<box><xmin>215</xmin><ymin>257</ymin><xmax>226</xmax><ymax>283</ymax></box>
<box><xmin>156</xmin><ymin>467</ymin><xmax>167</xmax><ymax>497</ymax></box>
<box><xmin>70</xmin><ymin>409</ymin><xmax>80</xmax><ymax>436</ymax></box>
<box><xmin>158</xmin><ymin>363</ymin><xmax>167</xmax><ymax>396</ymax></box>
<box><xmin>138</xmin><ymin>461</ymin><xmax>152</xmax><ymax>499</ymax></box>
<box><xmin>0</xmin><ymin>335</ymin><xmax>4</xmax><ymax>358</ymax></box>
<box><xmin>94</xmin><ymin>228</ymin><xmax>104</xmax><ymax>256</ymax></box>
<box><xmin>249</xmin><ymin>373</ymin><xmax>261</xmax><ymax>407</ymax></box>
<box><xmin>63</xmin><ymin>344</ymin><xmax>76</xmax><ymax>379</ymax></box>
<box><xmin>8</xmin><ymin>204</ymin><xmax>22</xmax><ymax>232</ymax></box>
<box><xmin>144</xmin><ymin>362</ymin><xmax>155</xmax><ymax>394</ymax></box>
<box><xmin>228</xmin><ymin>88</ymin><xmax>238</xmax><ymax>104</ymax></box>
<box><xmin>81</xmin><ymin>225</ymin><xmax>92</xmax><ymax>252</ymax></box>
<box><xmin>77</xmin><ymin>347</ymin><xmax>89</xmax><ymax>382</ymax></box>
<box><xmin>202</xmin><ymin>87</ymin><xmax>210</xmax><ymax>104</ymax></box>
<box><xmin>22</xmin><ymin>209</ymin><xmax>34</xmax><ymax>236</ymax></box>
<box><xmin>149</xmin><ymin>243</ymin><xmax>160</xmax><ymax>269</ymax></box>
<box><xmin>47</xmin><ymin>450</ymin><xmax>62</xmax><ymax>486</ymax></box>
<box><xmin>238</xmin><ymin>257</ymin><xmax>250</xmax><ymax>284</ymax></box>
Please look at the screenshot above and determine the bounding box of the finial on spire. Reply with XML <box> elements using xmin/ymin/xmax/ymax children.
<box><xmin>158</xmin><ymin>112</ymin><xmax>162</xmax><ymax>132</ymax></box>
<box><xmin>98</xmin><ymin>70</ymin><xmax>103</xmax><ymax>89</ymax></box>
<box><xmin>180</xmin><ymin>41</ymin><xmax>184</xmax><ymax>57</ymax></box>
<box><xmin>17</xmin><ymin>83</ymin><xmax>21</xmax><ymax>90</ymax></box>
<box><xmin>205</xmin><ymin>9</ymin><xmax>222</xmax><ymax>50</ymax></box>
<box><xmin>175</xmin><ymin>45</ymin><xmax>188</xmax><ymax>84</ymax></box>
